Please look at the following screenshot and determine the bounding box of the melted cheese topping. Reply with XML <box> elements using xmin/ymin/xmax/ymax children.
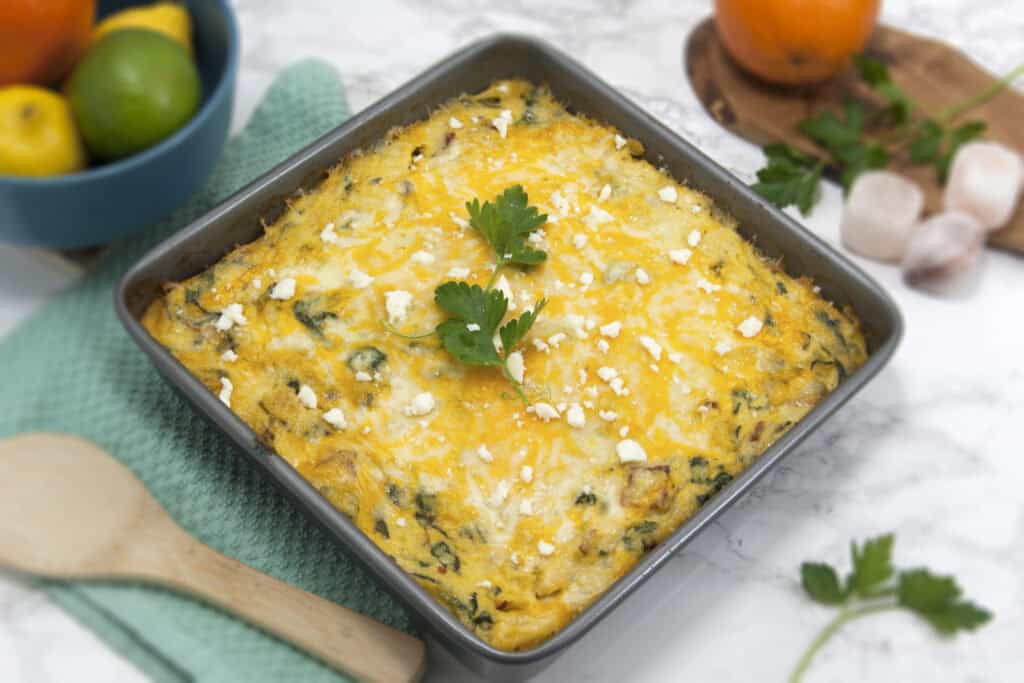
<box><xmin>142</xmin><ymin>80</ymin><xmax>867</xmax><ymax>651</ymax></box>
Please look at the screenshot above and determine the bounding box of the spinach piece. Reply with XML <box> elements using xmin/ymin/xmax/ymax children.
<box><xmin>347</xmin><ymin>346</ymin><xmax>387</xmax><ymax>375</ymax></box>
<box><xmin>374</xmin><ymin>518</ymin><xmax>389</xmax><ymax>539</ymax></box>
<box><xmin>431</xmin><ymin>542</ymin><xmax>461</xmax><ymax>572</ymax></box>
<box><xmin>623</xmin><ymin>521</ymin><xmax>658</xmax><ymax>552</ymax></box>
<box><xmin>293</xmin><ymin>297</ymin><xmax>337</xmax><ymax>337</ymax></box>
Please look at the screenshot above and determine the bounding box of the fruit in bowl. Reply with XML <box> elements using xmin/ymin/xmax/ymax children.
<box><xmin>67</xmin><ymin>29</ymin><xmax>200</xmax><ymax>161</ymax></box>
<box><xmin>0</xmin><ymin>1</ymin><xmax>199</xmax><ymax>176</ymax></box>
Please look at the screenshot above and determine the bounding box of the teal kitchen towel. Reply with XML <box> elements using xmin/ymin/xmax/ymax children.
<box><xmin>0</xmin><ymin>60</ymin><xmax>413</xmax><ymax>683</ymax></box>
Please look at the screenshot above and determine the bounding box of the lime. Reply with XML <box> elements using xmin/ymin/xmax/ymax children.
<box><xmin>67</xmin><ymin>28</ymin><xmax>200</xmax><ymax>161</ymax></box>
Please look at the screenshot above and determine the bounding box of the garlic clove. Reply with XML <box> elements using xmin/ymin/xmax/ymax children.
<box><xmin>943</xmin><ymin>141</ymin><xmax>1024</xmax><ymax>231</ymax></box>
<box><xmin>841</xmin><ymin>171</ymin><xmax>924</xmax><ymax>262</ymax></box>
<box><xmin>902</xmin><ymin>211</ymin><xmax>985</xmax><ymax>295</ymax></box>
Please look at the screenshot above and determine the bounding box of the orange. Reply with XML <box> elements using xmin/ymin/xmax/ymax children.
<box><xmin>714</xmin><ymin>0</ymin><xmax>881</xmax><ymax>86</ymax></box>
<box><xmin>0</xmin><ymin>0</ymin><xmax>97</xmax><ymax>87</ymax></box>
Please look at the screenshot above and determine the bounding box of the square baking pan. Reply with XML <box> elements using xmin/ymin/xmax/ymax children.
<box><xmin>116</xmin><ymin>34</ymin><xmax>902</xmax><ymax>681</ymax></box>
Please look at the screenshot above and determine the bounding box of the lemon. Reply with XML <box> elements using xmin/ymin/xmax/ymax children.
<box><xmin>0</xmin><ymin>85</ymin><xmax>86</xmax><ymax>177</ymax></box>
<box><xmin>92</xmin><ymin>1</ymin><xmax>192</xmax><ymax>54</ymax></box>
<box><xmin>67</xmin><ymin>29</ymin><xmax>200</xmax><ymax>161</ymax></box>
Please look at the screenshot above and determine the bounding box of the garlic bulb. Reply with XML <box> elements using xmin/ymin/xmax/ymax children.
<box><xmin>841</xmin><ymin>171</ymin><xmax>924</xmax><ymax>262</ymax></box>
<box><xmin>902</xmin><ymin>211</ymin><xmax>985</xmax><ymax>294</ymax></box>
<box><xmin>944</xmin><ymin>141</ymin><xmax>1024</xmax><ymax>231</ymax></box>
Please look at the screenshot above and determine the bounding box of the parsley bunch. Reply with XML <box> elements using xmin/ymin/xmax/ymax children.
<box><xmin>392</xmin><ymin>185</ymin><xmax>548</xmax><ymax>403</ymax></box>
<box><xmin>753</xmin><ymin>55</ymin><xmax>1024</xmax><ymax>215</ymax></box>
<box><xmin>791</xmin><ymin>533</ymin><xmax>992</xmax><ymax>682</ymax></box>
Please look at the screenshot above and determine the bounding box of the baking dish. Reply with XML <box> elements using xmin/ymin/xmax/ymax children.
<box><xmin>115</xmin><ymin>34</ymin><xmax>902</xmax><ymax>681</ymax></box>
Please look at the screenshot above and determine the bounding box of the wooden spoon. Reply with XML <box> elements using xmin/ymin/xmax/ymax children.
<box><xmin>0</xmin><ymin>432</ymin><xmax>425</xmax><ymax>683</ymax></box>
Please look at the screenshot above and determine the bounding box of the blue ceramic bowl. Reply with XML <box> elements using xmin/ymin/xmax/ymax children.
<box><xmin>0</xmin><ymin>0</ymin><xmax>239</xmax><ymax>248</ymax></box>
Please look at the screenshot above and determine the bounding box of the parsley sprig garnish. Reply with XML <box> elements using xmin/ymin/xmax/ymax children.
<box><xmin>390</xmin><ymin>185</ymin><xmax>548</xmax><ymax>404</ymax></box>
<box><xmin>753</xmin><ymin>55</ymin><xmax>1024</xmax><ymax>215</ymax></box>
<box><xmin>791</xmin><ymin>533</ymin><xmax>992</xmax><ymax>682</ymax></box>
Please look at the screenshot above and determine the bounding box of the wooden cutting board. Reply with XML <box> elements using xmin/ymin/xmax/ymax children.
<box><xmin>684</xmin><ymin>18</ymin><xmax>1024</xmax><ymax>254</ymax></box>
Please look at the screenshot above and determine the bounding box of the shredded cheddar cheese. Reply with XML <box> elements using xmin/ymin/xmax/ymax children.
<box><xmin>141</xmin><ymin>80</ymin><xmax>867</xmax><ymax>650</ymax></box>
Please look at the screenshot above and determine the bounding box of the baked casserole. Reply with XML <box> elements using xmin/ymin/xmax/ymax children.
<box><xmin>141</xmin><ymin>79</ymin><xmax>867</xmax><ymax>651</ymax></box>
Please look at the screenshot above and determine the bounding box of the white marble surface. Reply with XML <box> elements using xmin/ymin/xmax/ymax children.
<box><xmin>1</xmin><ymin>1</ymin><xmax>1022</xmax><ymax>681</ymax></box>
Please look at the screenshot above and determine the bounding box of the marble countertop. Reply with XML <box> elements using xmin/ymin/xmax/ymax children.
<box><xmin>1</xmin><ymin>1</ymin><xmax>1022</xmax><ymax>681</ymax></box>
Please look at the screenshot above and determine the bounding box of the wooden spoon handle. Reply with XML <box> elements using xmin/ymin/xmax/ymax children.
<box><xmin>148</xmin><ymin>537</ymin><xmax>425</xmax><ymax>683</ymax></box>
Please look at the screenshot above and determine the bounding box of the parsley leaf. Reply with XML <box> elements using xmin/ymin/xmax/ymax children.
<box><xmin>798</xmin><ymin>99</ymin><xmax>865</xmax><ymax>151</ymax></box>
<box><xmin>435</xmin><ymin>281</ymin><xmax>506</xmax><ymax>332</ymax></box>
<box><xmin>499</xmin><ymin>299</ymin><xmax>547</xmax><ymax>354</ymax></box>
<box><xmin>466</xmin><ymin>185</ymin><xmax>548</xmax><ymax>269</ymax></box>
<box><xmin>752</xmin><ymin>144</ymin><xmax>824</xmax><ymax>215</ymax></box>
<box><xmin>436</xmin><ymin>318</ymin><xmax>503</xmax><ymax>367</ymax></box>
<box><xmin>834</xmin><ymin>142</ymin><xmax>888</xmax><ymax>191</ymax></box>
<box><xmin>910</xmin><ymin>119</ymin><xmax>986</xmax><ymax>181</ymax></box>
<box><xmin>790</xmin><ymin>533</ymin><xmax>993</xmax><ymax>682</ymax></box>
<box><xmin>853</xmin><ymin>54</ymin><xmax>912</xmax><ymax>124</ymax></box>
<box><xmin>909</xmin><ymin>119</ymin><xmax>944</xmax><ymax>163</ymax></box>
<box><xmin>801</xmin><ymin>562</ymin><xmax>846</xmax><ymax>605</ymax></box>
<box><xmin>848</xmin><ymin>533</ymin><xmax>894</xmax><ymax>596</ymax></box>
<box><xmin>852</xmin><ymin>53</ymin><xmax>890</xmax><ymax>86</ymax></box>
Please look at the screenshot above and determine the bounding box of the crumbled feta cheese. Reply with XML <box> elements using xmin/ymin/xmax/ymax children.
<box><xmin>218</xmin><ymin>377</ymin><xmax>233</xmax><ymax>406</ymax></box>
<box><xmin>696</xmin><ymin>277</ymin><xmax>721</xmax><ymax>293</ymax></box>
<box><xmin>533</xmin><ymin>338</ymin><xmax>550</xmax><ymax>353</ymax></box>
<box><xmin>669</xmin><ymin>248</ymin><xmax>692</xmax><ymax>265</ymax></box>
<box><xmin>449</xmin><ymin>116</ymin><xmax>463</xmax><ymax>129</ymax></box>
<box><xmin>599</xmin><ymin>410</ymin><xmax>618</xmax><ymax>422</ymax></box>
<box><xmin>609</xmin><ymin>377</ymin><xmax>627</xmax><ymax>396</ymax></box>
<box><xmin>450</xmin><ymin>212</ymin><xmax>469</xmax><ymax>228</ymax></box>
<box><xmin>691</xmin><ymin>203</ymin><xmax>702</xmax><ymax>214</ymax></box>
<box><xmin>579</xmin><ymin>271</ymin><xmax>594</xmax><ymax>286</ymax></box>
<box><xmin>495</xmin><ymin>274</ymin><xmax>515</xmax><ymax>310</ymax></box>
<box><xmin>614</xmin><ymin>134</ymin><xmax>627</xmax><ymax>150</ymax></box>
<box><xmin>688</xmin><ymin>229</ymin><xmax>702</xmax><ymax>247</ymax></box>
<box><xmin>466</xmin><ymin>323</ymin><xmax>481</xmax><ymax>332</ymax></box>
<box><xmin>385</xmin><ymin>290</ymin><xmax>412</xmax><ymax>324</ymax></box>
<box><xmin>600</xmin><ymin>321</ymin><xmax>622</xmax><ymax>338</ymax></box>
<box><xmin>404</xmin><ymin>392</ymin><xmax>436</xmax><ymax>417</ymax></box>
<box><xmin>511</xmin><ymin>552</ymin><xmax>520</xmax><ymax>565</ymax></box>
<box><xmin>714</xmin><ymin>340</ymin><xmax>735</xmax><ymax>355</ymax></box>
<box><xmin>497</xmin><ymin>83</ymin><xmax>509</xmax><ymax>93</ymax></box>
<box><xmin>639</xmin><ymin>335</ymin><xmax>662</xmax><ymax>361</ymax></box>
<box><xmin>537</xmin><ymin>540</ymin><xmax>556</xmax><ymax>556</ymax></box>
<box><xmin>447</xmin><ymin>266</ymin><xmax>470</xmax><ymax>278</ymax></box>
<box><xmin>350</xmin><ymin>269</ymin><xmax>374</xmax><ymax>289</ymax></box>
<box><xmin>619</xmin><ymin>426</ymin><xmax>630</xmax><ymax>437</ymax></box>
<box><xmin>547</xmin><ymin>332</ymin><xmax>567</xmax><ymax>348</ymax></box>
<box><xmin>297</xmin><ymin>384</ymin><xmax>317</xmax><ymax>409</ymax></box>
<box><xmin>598</xmin><ymin>184</ymin><xmax>611</xmax><ymax>202</ymax></box>
<box><xmin>635</xmin><ymin>267</ymin><xmax>650</xmax><ymax>285</ymax></box>
<box><xmin>566</xmin><ymin>314</ymin><xmax>588</xmax><ymax>339</ymax></box>
<box><xmin>396</xmin><ymin>517</ymin><xmax>407</xmax><ymax>528</ymax></box>
<box><xmin>492</xmin><ymin>480</ymin><xmax>511</xmax><ymax>504</ymax></box>
<box><xmin>355</xmin><ymin>371</ymin><xmax>373</xmax><ymax>382</ymax></box>
<box><xmin>738</xmin><ymin>316</ymin><xmax>764</xmax><ymax>338</ymax></box>
<box><xmin>492</xmin><ymin>109</ymin><xmax>513</xmax><ymax>138</ymax></box>
<box><xmin>658</xmin><ymin>186</ymin><xmax>678</xmax><ymax>203</ymax></box>
<box><xmin>551</xmin><ymin>190</ymin><xmax>571</xmax><ymax>216</ymax></box>
<box><xmin>410</xmin><ymin>250</ymin><xmax>435</xmax><ymax>265</ymax></box>
<box><xmin>269</xmin><ymin>277</ymin><xmax>296</xmax><ymax>300</ymax></box>
<box><xmin>478</xmin><ymin>444</ymin><xmax>494</xmax><ymax>463</ymax></box>
<box><xmin>507</xmin><ymin>350</ymin><xmax>525</xmax><ymax>383</ymax></box>
<box><xmin>668</xmin><ymin>351</ymin><xmax>683</xmax><ymax>364</ymax></box>
<box><xmin>573</xmin><ymin>233</ymin><xmax>588</xmax><ymax>249</ymax></box>
<box><xmin>519</xmin><ymin>500</ymin><xmax>533</xmax><ymax>515</ymax></box>
<box><xmin>322</xmin><ymin>408</ymin><xmax>347</xmax><ymax>429</ymax></box>
<box><xmin>215</xmin><ymin>303</ymin><xmax>247</xmax><ymax>331</ymax></box>
<box><xmin>614</xmin><ymin>438</ymin><xmax>647</xmax><ymax>464</ymax></box>
<box><xmin>597</xmin><ymin>366</ymin><xmax>618</xmax><ymax>382</ymax></box>
<box><xmin>533</xmin><ymin>402</ymin><xmax>560</xmax><ymax>421</ymax></box>
<box><xmin>566</xmin><ymin>404</ymin><xmax>586</xmax><ymax>428</ymax></box>
<box><xmin>584</xmin><ymin>205</ymin><xmax>614</xmax><ymax>227</ymax></box>
<box><xmin>597</xmin><ymin>339</ymin><xmax>610</xmax><ymax>353</ymax></box>
<box><xmin>251</xmin><ymin>277</ymin><xmax>262</xmax><ymax>290</ymax></box>
<box><xmin>520</xmin><ymin>465</ymin><xmax>533</xmax><ymax>483</ymax></box>
<box><xmin>221</xmin><ymin>350</ymin><xmax>238</xmax><ymax>362</ymax></box>
<box><xmin>320</xmin><ymin>222</ymin><xmax>340</xmax><ymax>244</ymax></box>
